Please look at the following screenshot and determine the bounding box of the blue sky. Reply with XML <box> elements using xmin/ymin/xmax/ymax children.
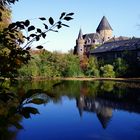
<box><xmin>12</xmin><ymin>0</ymin><xmax>140</xmax><ymax>52</ymax></box>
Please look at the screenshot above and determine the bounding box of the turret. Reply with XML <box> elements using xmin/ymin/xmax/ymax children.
<box><xmin>96</xmin><ymin>16</ymin><xmax>113</xmax><ymax>42</ymax></box>
<box><xmin>76</xmin><ymin>28</ymin><xmax>85</xmax><ymax>57</ymax></box>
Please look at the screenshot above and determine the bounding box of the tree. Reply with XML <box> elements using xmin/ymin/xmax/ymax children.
<box><xmin>100</xmin><ymin>64</ymin><xmax>115</xmax><ymax>78</ymax></box>
<box><xmin>0</xmin><ymin>0</ymin><xmax>19</xmax><ymax>7</ymax></box>
<box><xmin>0</xmin><ymin>6</ymin><xmax>11</xmax><ymax>30</ymax></box>
<box><xmin>113</xmin><ymin>57</ymin><xmax>128</xmax><ymax>77</ymax></box>
<box><xmin>0</xmin><ymin>11</ymin><xmax>74</xmax><ymax>79</ymax></box>
<box><xmin>85</xmin><ymin>56</ymin><xmax>100</xmax><ymax>77</ymax></box>
<box><xmin>63</xmin><ymin>54</ymin><xmax>83</xmax><ymax>77</ymax></box>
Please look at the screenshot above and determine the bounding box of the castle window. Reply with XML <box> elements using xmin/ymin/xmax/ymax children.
<box><xmin>81</xmin><ymin>49</ymin><xmax>82</xmax><ymax>51</ymax></box>
<box><xmin>87</xmin><ymin>38</ymin><xmax>91</xmax><ymax>44</ymax></box>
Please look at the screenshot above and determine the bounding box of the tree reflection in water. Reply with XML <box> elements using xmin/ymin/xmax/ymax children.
<box><xmin>1</xmin><ymin>80</ymin><xmax>140</xmax><ymax>139</ymax></box>
<box><xmin>76</xmin><ymin>81</ymin><xmax>140</xmax><ymax>129</ymax></box>
<box><xmin>0</xmin><ymin>80</ymin><xmax>54</xmax><ymax>140</ymax></box>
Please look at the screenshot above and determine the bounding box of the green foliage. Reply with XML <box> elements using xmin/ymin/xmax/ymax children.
<box><xmin>101</xmin><ymin>81</ymin><xmax>115</xmax><ymax>92</ymax></box>
<box><xmin>113</xmin><ymin>57</ymin><xmax>128</xmax><ymax>77</ymax></box>
<box><xmin>85</xmin><ymin>56</ymin><xmax>100</xmax><ymax>77</ymax></box>
<box><xmin>63</xmin><ymin>54</ymin><xmax>84</xmax><ymax>77</ymax></box>
<box><xmin>0</xmin><ymin>7</ymin><xmax>11</xmax><ymax>31</ymax></box>
<box><xmin>18</xmin><ymin>51</ymin><xmax>84</xmax><ymax>78</ymax></box>
<box><xmin>0</xmin><ymin>11</ymin><xmax>74</xmax><ymax>79</ymax></box>
<box><xmin>0</xmin><ymin>0</ymin><xmax>19</xmax><ymax>6</ymax></box>
<box><xmin>100</xmin><ymin>64</ymin><xmax>115</xmax><ymax>78</ymax></box>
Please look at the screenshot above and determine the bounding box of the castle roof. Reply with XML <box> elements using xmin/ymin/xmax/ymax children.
<box><xmin>84</xmin><ymin>33</ymin><xmax>101</xmax><ymax>40</ymax></box>
<box><xmin>96</xmin><ymin>16</ymin><xmax>113</xmax><ymax>32</ymax></box>
<box><xmin>78</xmin><ymin>28</ymin><xmax>83</xmax><ymax>39</ymax></box>
<box><xmin>107</xmin><ymin>36</ymin><xmax>130</xmax><ymax>42</ymax></box>
<box><xmin>83</xmin><ymin>33</ymin><xmax>103</xmax><ymax>44</ymax></box>
<box><xmin>91</xmin><ymin>38</ymin><xmax>140</xmax><ymax>54</ymax></box>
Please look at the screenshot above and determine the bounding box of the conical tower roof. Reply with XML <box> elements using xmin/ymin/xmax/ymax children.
<box><xmin>96</xmin><ymin>16</ymin><xmax>113</xmax><ymax>32</ymax></box>
<box><xmin>78</xmin><ymin>28</ymin><xmax>83</xmax><ymax>39</ymax></box>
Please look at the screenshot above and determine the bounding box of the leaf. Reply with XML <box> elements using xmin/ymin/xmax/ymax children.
<box><xmin>20</xmin><ymin>107</ymin><xmax>39</xmax><ymax>118</ymax></box>
<box><xmin>30</xmin><ymin>99</ymin><xmax>45</xmax><ymax>105</ymax></box>
<box><xmin>59</xmin><ymin>12</ymin><xmax>66</xmax><ymax>19</ymax></box>
<box><xmin>24</xmin><ymin>107</ymin><xmax>39</xmax><ymax>114</ymax></box>
<box><xmin>30</xmin><ymin>34</ymin><xmax>36</xmax><ymax>37</ymax></box>
<box><xmin>64</xmin><ymin>17</ymin><xmax>73</xmax><ymax>21</ymax></box>
<box><xmin>15</xmin><ymin>21</ymin><xmax>21</xmax><ymax>27</ymax></box>
<box><xmin>36</xmin><ymin>45</ymin><xmax>43</xmax><ymax>49</ymax></box>
<box><xmin>39</xmin><ymin>17</ymin><xmax>46</xmax><ymax>20</ymax></box>
<box><xmin>57</xmin><ymin>25</ymin><xmax>62</xmax><ymax>29</ymax></box>
<box><xmin>62</xmin><ymin>24</ymin><xmax>70</xmax><ymax>27</ymax></box>
<box><xmin>19</xmin><ymin>24</ymin><xmax>25</xmax><ymax>30</ymax></box>
<box><xmin>9</xmin><ymin>34</ymin><xmax>16</xmax><ymax>39</ymax></box>
<box><xmin>37</xmin><ymin>28</ymin><xmax>42</xmax><ymax>33</ymax></box>
<box><xmin>43</xmin><ymin>23</ymin><xmax>48</xmax><ymax>29</ymax></box>
<box><xmin>13</xmin><ymin>122</ymin><xmax>23</xmax><ymax>129</ymax></box>
<box><xmin>58</xmin><ymin>21</ymin><xmax>62</xmax><ymax>25</ymax></box>
<box><xmin>66</xmin><ymin>13</ymin><xmax>74</xmax><ymax>16</ymax></box>
<box><xmin>26</xmin><ymin>47</ymin><xmax>31</xmax><ymax>50</ymax></box>
<box><xmin>24</xmin><ymin>89</ymin><xmax>44</xmax><ymax>99</ymax></box>
<box><xmin>8</xmin><ymin>23</ymin><xmax>16</xmax><ymax>30</ymax></box>
<box><xmin>27</xmin><ymin>37</ymin><xmax>30</xmax><ymax>41</ymax></box>
<box><xmin>18</xmin><ymin>39</ymin><xmax>24</xmax><ymax>44</ymax></box>
<box><xmin>23</xmin><ymin>36</ymin><xmax>27</xmax><ymax>39</ymax></box>
<box><xmin>41</xmin><ymin>33</ymin><xmax>46</xmax><ymax>39</ymax></box>
<box><xmin>36</xmin><ymin>36</ymin><xmax>40</xmax><ymax>41</ymax></box>
<box><xmin>24</xmin><ymin>20</ymin><xmax>30</xmax><ymax>27</ymax></box>
<box><xmin>49</xmin><ymin>17</ymin><xmax>54</xmax><ymax>25</ymax></box>
<box><xmin>28</xmin><ymin>26</ymin><xmax>35</xmax><ymax>32</ymax></box>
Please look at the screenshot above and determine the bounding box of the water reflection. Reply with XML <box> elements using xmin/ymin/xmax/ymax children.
<box><xmin>0</xmin><ymin>80</ymin><xmax>54</xmax><ymax>140</ymax></box>
<box><xmin>76</xmin><ymin>96</ymin><xmax>113</xmax><ymax>129</ymax></box>
<box><xmin>0</xmin><ymin>80</ymin><xmax>140</xmax><ymax>139</ymax></box>
<box><xmin>75</xmin><ymin>81</ymin><xmax>140</xmax><ymax>129</ymax></box>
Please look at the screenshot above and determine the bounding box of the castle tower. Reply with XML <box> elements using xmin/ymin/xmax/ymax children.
<box><xmin>76</xmin><ymin>28</ymin><xmax>85</xmax><ymax>57</ymax></box>
<box><xmin>96</xmin><ymin>16</ymin><xmax>113</xmax><ymax>42</ymax></box>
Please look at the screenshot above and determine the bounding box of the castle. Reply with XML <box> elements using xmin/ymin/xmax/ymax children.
<box><xmin>74</xmin><ymin>16</ymin><xmax>113</xmax><ymax>56</ymax></box>
<box><xmin>74</xmin><ymin>16</ymin><xmax>140</xmax><ymax>62</ymax></box>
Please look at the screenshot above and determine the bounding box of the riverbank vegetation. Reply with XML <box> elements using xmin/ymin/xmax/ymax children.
<box><xmin>17</xmin><ymin>50</ymin><xmax>135</xmax><ymax>78</ymax></box>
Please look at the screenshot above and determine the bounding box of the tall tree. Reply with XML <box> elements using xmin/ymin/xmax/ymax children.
<box><xmin>0</xmin><ymin>6</ymin><xmax>11</xmax><ymax>30</ymax></box>
<box><xmin>0</xmin><ymin>0</ymin><xmax>19</xmax><ymax>7</ymax></box>
<box><xmin>0</xmin><ymin>0</ymin><xmax>74</xmax><ymax>79</ymax></box>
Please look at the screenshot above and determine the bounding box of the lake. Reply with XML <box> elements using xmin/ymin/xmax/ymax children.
<box><xmin>1</xmin><ymin>80</ymin><xmax>140</xmax><ymax>140</ymax></box>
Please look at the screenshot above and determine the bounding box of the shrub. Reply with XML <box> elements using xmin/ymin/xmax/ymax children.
<box><xmin>113</xmin><ymin>57</ymin><xmax>128</xmax><ymax>77</ymax></box>
<box><xmin>84</xmin><ymin>56</ymin><xmax>100</xmax><ymax>77</ymax></box>
<box><xmin>100</xmin><ymin>64</ymin><xmax>115</xmax><ymax>78</ymax></box>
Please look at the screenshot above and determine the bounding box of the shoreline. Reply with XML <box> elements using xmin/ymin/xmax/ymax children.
<box><xmin>28</xmin><ymin>77</ymin><xmax>140</xmax><ymax>83</ymax></box>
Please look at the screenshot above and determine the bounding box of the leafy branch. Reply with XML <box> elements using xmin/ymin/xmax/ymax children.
<box><xmin>0</xmin><ymin>12</ymin><xmax>74</xmax><ymax>79</ymax></box>
<box><xmin>7</xmin><ymin>12</ymin><xmax>74</xmax><ymax>50</ymax></box>
<box><xmin>0</xmin><ymin>0</ymin><xmax>19</xmax><ymax>7</ymax></box>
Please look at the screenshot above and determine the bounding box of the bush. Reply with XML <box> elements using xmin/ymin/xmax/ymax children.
<box><xmin>84</xmin><ymin>57</ymin><xmax>100</xmax><ymax>77</ymax></box>
<box><xmin>113</xmin><ymin>57</ymin><xmax>128</xmax><ymax>77</ymax></box>
<box><xmin>62</xmin><ymin>54</ymin><xmax>84</xmax><ymax>77</ymax></box>
<box><xmin>18</xmin><ymin>51</ymin><xmax>84</xmax><ymax>78</ymax></box>
<box><xmin>100</xmin><ymin>64</ymin><xmax>115</xmax><ymax>78</ymax></box>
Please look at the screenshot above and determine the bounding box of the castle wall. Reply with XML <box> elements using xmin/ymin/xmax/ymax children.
<box><xmin>98</xmin><ymin>30</ymin><xmax>112</xmax><ymax>42</ymax></box>
<box><xmin>76</xmin><ymin>39</ymin><xmax>85</xmax><ymax>56</ymax></box>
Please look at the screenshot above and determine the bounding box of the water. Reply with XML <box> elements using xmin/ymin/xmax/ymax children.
<box><xmin>1</xmin><ymin>80</ymin><xmax>140</xmax><ymax>140</ymax></box>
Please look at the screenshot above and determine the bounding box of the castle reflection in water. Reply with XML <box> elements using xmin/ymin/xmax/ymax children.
<box><xmin>76</xmin><ymin>94</ymin><xmax>140</xmax><ymax>129</ymax></box>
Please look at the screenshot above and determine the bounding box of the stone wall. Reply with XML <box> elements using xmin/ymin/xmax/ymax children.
<box><xmin>98</xmin><ymin>30</ymin><xmax>112</xmax><ymax>42</ymax></box>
